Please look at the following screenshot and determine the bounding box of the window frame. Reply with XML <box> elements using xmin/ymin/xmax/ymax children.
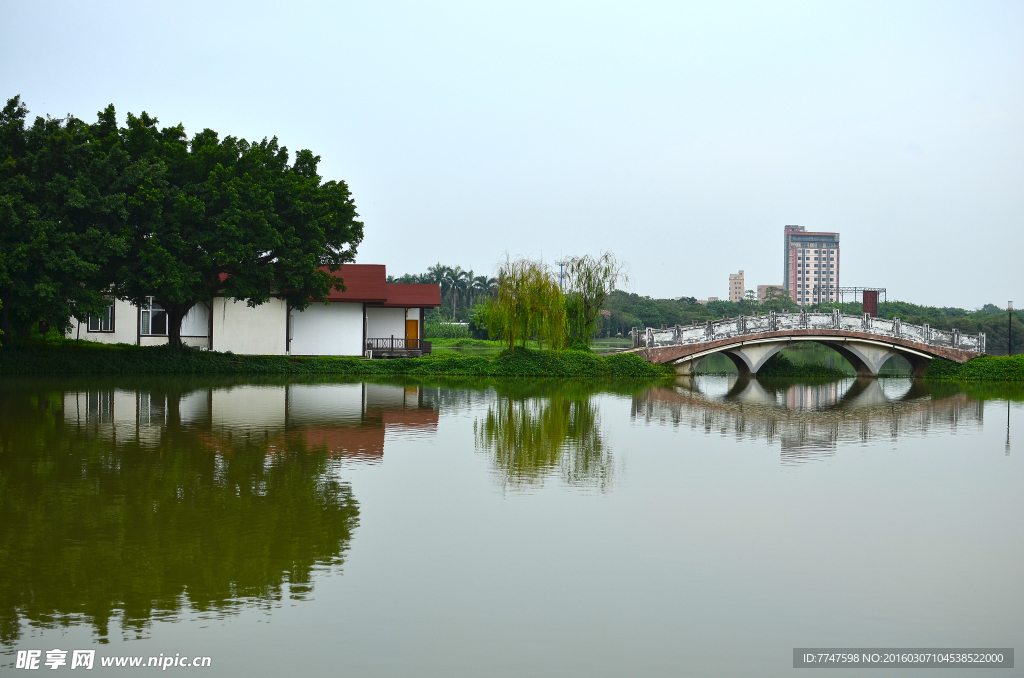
<box><xmin>87</xmin><ymin>300</ymin><xmax>115</xmax><ymax>333</ymax></box>
<box><xmin>140</xmin><ymin>297</ymin><xmax>169</xmax><ymax>336</ymax></box>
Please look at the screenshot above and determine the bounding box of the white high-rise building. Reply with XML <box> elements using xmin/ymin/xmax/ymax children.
<box><xmin>783</xmin><ymin>225</ymin><xmax>840</xmax><ymax>306</ymax></box>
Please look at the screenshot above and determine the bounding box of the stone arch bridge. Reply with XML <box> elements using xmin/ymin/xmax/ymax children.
<box><xmin>629</xmin><ymin>310</ymin><xmax>985</xmax><ymax>377</ymax></box>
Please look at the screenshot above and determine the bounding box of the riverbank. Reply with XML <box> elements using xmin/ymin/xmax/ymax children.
<box><xmin>0</xmin><ymin>343</ymin><xmax>672</xmax><ymax>379</ymax></box>
<box><xmin>755</xmin><ymin>353</ymin><xmax>849</xmax><ymax>379</ymax></box>
<box><xmin>924</xmin><ymin>355</ymin><xmax>1024</xmax><ymax>381</ymax></box>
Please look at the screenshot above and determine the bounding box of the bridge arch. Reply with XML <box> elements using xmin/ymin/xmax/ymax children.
<box><xmin>671</xmin><ymin>338</ymin><xmax>935</xmax><ymax>378</ymax></box>
<box><xmin>636</xmin><ymin>311</ymin><xmax>983</xmax><ymax>378</ymax></box>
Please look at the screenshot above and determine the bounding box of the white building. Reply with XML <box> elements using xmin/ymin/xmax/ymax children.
<box><xmin>67</xmin><ymin>264</ymin><xmax>442</xmax><ymax>356</ymax></box>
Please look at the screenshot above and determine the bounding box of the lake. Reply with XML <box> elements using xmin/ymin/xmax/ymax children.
<box><xmin>1</xmin><ymin>375</ymin><xmax>1021</xmax><ymax>676</ymax></box>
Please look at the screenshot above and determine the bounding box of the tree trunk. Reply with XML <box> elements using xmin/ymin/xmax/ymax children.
<box><xmin>165</xmin><ymin>301</ymin><xmax>196</xmax><ymax>348</ymax></box>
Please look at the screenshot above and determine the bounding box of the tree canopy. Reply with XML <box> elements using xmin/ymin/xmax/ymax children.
<box><xmin>0</xmin><ymin>96</ymin><xmax>364</xmax><ymax>345</ymax></box>
<box><xmin>112</xmin><ymin>111</ymin><xmax>363</xmax><ymax>344</ymax></box>
<box><xmin>0</xmin><ymin>96</ymin><xmax>129</xmax><ymax>343</ymax></box>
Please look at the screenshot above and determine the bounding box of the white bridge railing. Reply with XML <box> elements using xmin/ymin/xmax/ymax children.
<box><xmin>631</xmin><ymin>310</ymin><xmax>985</xmax><ymax>354</ymax></box>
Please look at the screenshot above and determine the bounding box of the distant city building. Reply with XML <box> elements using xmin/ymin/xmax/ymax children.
<box><xmin>757</xmin><ymin>284</ymin><xmax>784</xmax><ymax>301</ymax></box>
<box><xmin>729</xmin><ymin>270</ymin><xmax>744</xmax><ymax>303</ymax></box>
<box><xmin>695</xmin><ymin>297</ymin><xmax>720</xmax><ymax>306</ymax></box>
<box><xmin>783</xmin><ymin>225</ymin><xmax>840</xmax><ymax>306</ymax></box>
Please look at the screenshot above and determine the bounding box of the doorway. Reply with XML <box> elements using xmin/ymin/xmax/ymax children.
<box><xmin>406</xmin><ymin>319</ymin><xmax>418</xmax><ymax>348</ymax></box>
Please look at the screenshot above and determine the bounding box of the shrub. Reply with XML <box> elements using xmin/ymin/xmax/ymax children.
<box><xmin>424</xmin><ymin>319</ymin><xmax>471</xmax><ymax>339</ymax></box>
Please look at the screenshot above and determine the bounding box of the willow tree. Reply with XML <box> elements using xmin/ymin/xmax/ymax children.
<box><xmin>486</xmin><ymin>256</ymin><xmax>566</xmax><ymax>351</ymax></box>
<box><xmin>563</xmin><ymin>252</ymin><xmax>627</xmax><ymax>344</ymax></box>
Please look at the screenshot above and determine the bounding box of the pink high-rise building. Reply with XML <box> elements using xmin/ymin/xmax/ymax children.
<box><xmin>783</xmin><ymin>225</ymin><xmax>840</xmax><ymax>307</ymax></box>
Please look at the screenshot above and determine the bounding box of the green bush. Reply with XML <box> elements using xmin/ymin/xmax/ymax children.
<box><xmin>0</xmin><ymin>344</ymin><xmax>671</xmax><ymax>379</ymax></box>
<box><xmin>757</xmin><ymin>353</ymin><xmax>848</xmax><ymax>379</ymax></box>
<box><xmin>424</xmin><ymin>319</ymin><xmax>471</xmax><ymax>339</ymax></box>
<box><xmin>925</xmin><ymin>355</ymin><xmax>1024</xmax><ymax>381</ymax></box>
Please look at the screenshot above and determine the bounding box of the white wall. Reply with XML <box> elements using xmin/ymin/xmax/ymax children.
<box><xmin>67</xmin><ymin>299</ymin><xmax>210</xmax><ymax>346</ymax></box>
<box><xmin>289</xmin><ymin>302</ymin><xmax>364</xmax><ymax>356</ymax></box>
<box><xmin>181</xmin><ymin>303</ymin><xmax>210</xmax><ymax>337</ymax></box>
<box><xmin>67</xmin><ymin>298</ymin><xmax>138</xmax><ymax>345</ymax></box>
<box><xmin>366</xmin><ymin>307</ymin><xmax>407</xmax><ymax>339</ymax></box>
<box><xmin>212</xmin><ymin>298</ymin><xmax>288</xmax><ymax>355</ymax></box>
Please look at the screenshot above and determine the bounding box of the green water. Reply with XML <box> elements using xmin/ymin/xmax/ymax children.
<box><xmin>1</xmin><ymin>376</ymin><xmax>1021</xmax><ymax>676</ymax></box>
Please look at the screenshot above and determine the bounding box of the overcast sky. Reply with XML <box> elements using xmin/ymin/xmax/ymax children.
<box><xmin>3</xmin><ymin>1</ymin><xmax>1021</xmax><ymax>308</ymax></box>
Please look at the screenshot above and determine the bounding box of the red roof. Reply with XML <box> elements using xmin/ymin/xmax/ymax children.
<box><xmin>320</xmin><ymin>264</ymin><xmax>441</xmax><ymax>307</ymax></box>
<box><xmin>381</xmin><ymin>283</ymin><xmax>441</xmax><ymax>308</ymax></box>
<box><xmin>323</xmin><ymin>264</ymin><xmax>387</xmax><ymax>302</ymax></box>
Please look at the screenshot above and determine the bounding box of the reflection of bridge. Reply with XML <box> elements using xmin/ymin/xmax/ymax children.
<box><xmin>632</xmin><ymin>377</ymin><xmax>984</xmax><ymax>462</ymax></box>
<box><xmin>629</xmin><ymin>310</ymin><xmax>985</xmax><ymax>377</ymax></box>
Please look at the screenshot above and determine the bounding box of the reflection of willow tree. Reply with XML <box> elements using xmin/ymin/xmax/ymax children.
<box><xmin>0</xmin><ymin>387</ymin><xmax>359</xmax><ymax>645</ymax></box>
<box><xmin>475</xmin><ymin>384</ymin><xmax>612</xmax><ymax>489</ymax></box>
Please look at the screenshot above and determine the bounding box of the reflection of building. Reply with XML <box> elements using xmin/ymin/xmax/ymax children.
<box><xmin>783</xmin><ymin>225</ymin><xmax>841</xmax><ymax>306</ymax></box>
<box><xmin>66</xmin><ymin>264</ymin><xmax>442</xmax><ymax>356</ymax></box>
<box><xmin>632</xmin><ymin>378</ymin><xmax>983</xmax><ymax>463</ymax></box>
<box><xmin>729</xmin><ymin>270</ymin><xmax>745</xmax><ymax>303</ymax></box>
<box><xmin>64</xmin><ymin>382</ymin><xmax>439</xmax><ymax>462</ymax></box>
<box><xmin>783</xmin><ymin>381</ymin><xmax>846</xmax><ymax>410</ymax></box>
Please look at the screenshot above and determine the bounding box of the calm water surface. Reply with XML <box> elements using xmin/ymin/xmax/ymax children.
<box><xmin>1</xmin><ymin>375</ymin><xmax>1021</xmax><ymax>676</ymax></box>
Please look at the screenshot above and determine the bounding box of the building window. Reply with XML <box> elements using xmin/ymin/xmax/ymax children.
<box><xmin>140</xmin><ymin>298</ymin><xmax>167</xmax><ymax>336</ymax></box>
<box><xmin>88</xmin><ymin>301</ymin><xmax>114</xmax><ymax>332</ymax></box>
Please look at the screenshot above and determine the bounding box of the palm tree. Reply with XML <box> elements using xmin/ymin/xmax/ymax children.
<box><xmin>426</xmin><ymin>263</ymin><xmax>448</xmax><ymax>285</ymax></box>
<box><xmin>462</xmin><ymin>269</ymin><xmax>475</xmax><ymax>307</ymax></box>
<box><xmin>472</xmin><ymin>275</ymin><xmax>498</xmax><ymax>304</ymax></box>
<box><xmin>438</xmin><ymin>266</ymin><xmax>455</xmax><ymax>317</ymax></box>
<box><xmin>444</xmin><ymin>267</ymin><xmax>471</xmax><ymax>317</ymax></box>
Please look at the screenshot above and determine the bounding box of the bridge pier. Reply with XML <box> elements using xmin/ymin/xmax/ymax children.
<box><xmin>674</xmin><ymin>357</ymin><xmax>704</xmax><ymax>376</ymax></box>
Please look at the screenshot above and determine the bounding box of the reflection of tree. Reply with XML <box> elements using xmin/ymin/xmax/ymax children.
<box><xmin>0</xmin><ymin>387</ymin><xmax>359</xmax><ymax>645</ymax></box>
<box><xmin>475</xmin><ymin>385</ymin><xmax>611</xmax><ymax>490</ymax></box>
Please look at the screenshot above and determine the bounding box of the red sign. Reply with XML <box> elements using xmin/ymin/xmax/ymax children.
<box><xmin>863</xmin><ymin>290</ymin><xmax>879</xmax><ymax>317</ymax></box>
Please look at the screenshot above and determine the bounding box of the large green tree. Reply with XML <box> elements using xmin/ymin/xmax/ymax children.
<box><xmin>111</xmin><ymin>111</ymin><xmax>364</xmax><ymax>345</ymax></box>
<box><xmin>0</xmin><ymin>96</ymin><xmax>128</xmax><ymax>343</ymax></box>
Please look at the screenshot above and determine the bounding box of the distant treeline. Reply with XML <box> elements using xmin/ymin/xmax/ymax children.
<box><xmin>601</xmin><ymin>290</ymin><xmax>799</xmax><ymax>337</ymax></box>
<box><xmin>387</xmin><ymin>264</ymin><xmax>497</xmax><ymax>322</ymax></box>
<box><xmin>819</xmin><ymin>300</ymin><xmax>1022</xmax><ymax>356</ymax></box>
